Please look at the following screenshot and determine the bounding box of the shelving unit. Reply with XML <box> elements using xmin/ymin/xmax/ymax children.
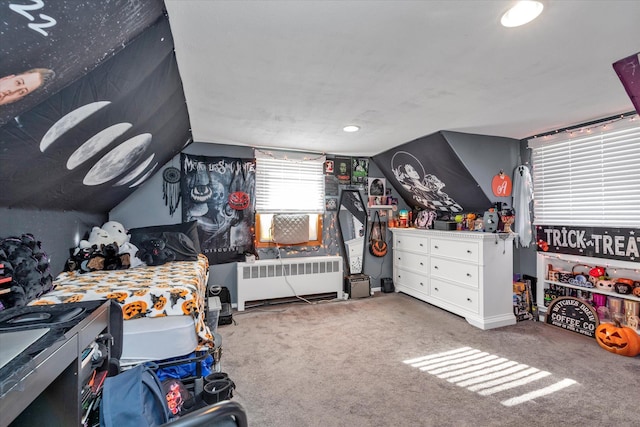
<box><xmin>536</xmin><ymin>251</ymin><xmax>640</xmax><ymax>330</ymax></box>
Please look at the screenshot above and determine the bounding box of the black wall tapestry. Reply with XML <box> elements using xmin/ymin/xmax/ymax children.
<box><xmin>0</xmin><ymin>0</ymin><xmax>165</xmax><ymax>127</ymax></box>
<box><xmin>0</xmin><ymin>15</ymin><xmax>192</xmax><ymax>213</ymax></box>
<box><xmin>181</xmin><ymin>154</ymin><xmax>256</xmax><ymax>265</ymax></box>
<box><xmin>372</xmin><ymin>132</ymin><xmax>492</xmax><ymax>214</ymax></box>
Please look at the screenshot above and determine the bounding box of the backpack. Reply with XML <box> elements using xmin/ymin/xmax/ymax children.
<box><xmin>100</xmin><ymin>364</ymin><xmax>171</xmax><ymax>427</ymax></box>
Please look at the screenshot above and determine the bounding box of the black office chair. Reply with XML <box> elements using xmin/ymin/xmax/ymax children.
<box><xmin>161</xmin><ymin>400</ymin><xmax>248</xmax><ymax>427</ymax></box>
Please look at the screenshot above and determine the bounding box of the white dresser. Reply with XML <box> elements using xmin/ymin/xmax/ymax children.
<box><xmin>391</xmin><ymin>228</ymin><xmax>516</xmax><ymax>330</ymax></box>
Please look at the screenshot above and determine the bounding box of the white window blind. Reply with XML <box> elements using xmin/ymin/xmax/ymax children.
<box><xmin>529</xmin><ymin>116</ymin><xmax>640</xmax><ymax>227</ymax></box>
<box><xmin>255</xmin><ymin>150</ymin><xmax>326</xmax><ymax>213</ymax></box>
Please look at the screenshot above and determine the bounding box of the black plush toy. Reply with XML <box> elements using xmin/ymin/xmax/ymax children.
<box><xmin>139</xmin><ymin>238</ymin><xmax>176</xmax><ymax>266</ymax></box>
<box><xmin>102</xmin><ymin>242</ymin><xmax>122</xmax><ymax>270</ymax></box>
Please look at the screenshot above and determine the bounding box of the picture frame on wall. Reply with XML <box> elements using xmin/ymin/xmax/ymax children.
<box><xmin>325</xmin><ymin>196</ymin><xmax>338</xmax><ymax>211</ymax></box>
<box><xmin>351</xmin><ymin>157</ymin><xmax>369</xmax><ymax>185</ymax></box>
<box><xmin>368</xmin><ymin>177</ymin><xmax>386</xmax><ymax>196</ymax></box>
<box><xmin>324</xmin><ymin>160</ymin><xmax>334</xmax><ymax>174</ymax></box>
<box><xmin>334</xmin><ymin>157</ymin><xmax>352</xmax><ymax>185</ymax></box>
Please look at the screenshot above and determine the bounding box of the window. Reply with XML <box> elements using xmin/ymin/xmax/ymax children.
<box><xmin>255</xmin><ymin>149</ymin><xmax>325</xmax><ymax>213</ymax></box>
<box><xmin>529</xmin><ymin>116</ymin><xmax>640</xmax><ymax>227</ymax></box>
<box><xmin>254</xmin><ymin>149</ymin><xmax>325</xmax><ymax>246</ymax></box>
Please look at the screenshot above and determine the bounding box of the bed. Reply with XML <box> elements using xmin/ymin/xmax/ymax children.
<box><xmin>28</xmin><ymin>254</ymin><xmax>213</xmax><ymax>364</ymax></box>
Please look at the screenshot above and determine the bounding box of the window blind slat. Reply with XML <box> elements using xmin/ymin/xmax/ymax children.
<box><xmin>530</xmin><ymin>117</ymin><xmax>640</xmax><ymax>227</ymax></box>
<box><xmin>255</xmin><ymin>152</ymin><xmax>326</xmax><ymax>213</ymax></box>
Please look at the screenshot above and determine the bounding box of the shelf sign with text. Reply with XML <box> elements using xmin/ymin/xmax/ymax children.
<box><xmin>545</xmin><ymin>297</ymin><xmax>599</xmax><ymax>338</ymax></box>
<box><xmin>536</xmin><ymin>225</ymin><xmax>640</xmax><ymax>262</ymax></box>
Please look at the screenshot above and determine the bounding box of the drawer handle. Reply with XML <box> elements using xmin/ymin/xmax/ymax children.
<box><xmin>434</xmin><ymin>265</ymin><xmax>439</xmax><ymax>269</ymax></box>
<box><xmin>466</xmin><ymin>273</ymin><xmax>472</xmax><ymax>277</ymax></box>
<box><xmin>466</xmin><ymin>250</ymin><xmax>472</xmax><ymax>254</ymax></box>
<box><xmin>434</xmin><ymin>287</ymin><xmax>439</xmax><ymax>291</ymax></box>
<box><xmin>398</xmin><ymin>257</ymin><xmax>401</xmax><ymax>261</ymax></box>
<box><xmin>419</xmin><ymin>243</ymin><xmax>424</xmax><ymax>247</ymax></box>
<box><xmin>419</xmin><ymin>262</ymin><xmax>424</xmax><ymax>266</ymax></box>
<box><xmin>434</xmin><ymin>245</ymin><xmax>439</xmax><ymax>249</ymax></box>
<box><xmin>419</xmin><ymin>282</ymin><xmax>424</xmax><ymax>286</ymax></box>
<box><xmin>467</xmin><ymin>298</ymin><xmax>472</xmax><ymax>302</ymax></box>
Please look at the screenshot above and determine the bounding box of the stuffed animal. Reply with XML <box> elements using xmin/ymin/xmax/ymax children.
<box><xmin>102</xmin><ymin>242</ymin><xmax>122</xmax><ymax>270</ymax></box>
<box><xmin>102</xmin><ymin>221</ymin><xmax>130</xmax><ymax>246</ymax></box>
<box><xmin>101</xmin><ymin>221</ymin><xmax>143</xmax><ymax>267</ymax></box>
<box><xmin>138</xmin><ymin>238</ymin><xmax>176</xmax><ymax>266</ymax></box>
<box><xmin>79</xmin><ymin>226</ymin><xmax>113</xmax><ymax>249</ymax></box>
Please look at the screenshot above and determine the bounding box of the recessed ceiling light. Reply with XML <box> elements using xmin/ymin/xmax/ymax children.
<box><xmin>343</xmin><ymin>125</ymin><xmax>360</xmax><ymax>132</ymax></box>
<box><xmin>501</xmin><ymin>1</ymin><xmax>544</xmax><ymax>28</ymax></box>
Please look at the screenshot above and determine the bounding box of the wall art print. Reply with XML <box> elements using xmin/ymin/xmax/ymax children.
<box><xmin>334</xmin><ymin>157</ymin><xmax>351</xmax><ymax>185</ymax></box>
<box><xmin>351</xmin><ymin>157</ymin><xmax>369</xmax><ymax>185</ymax></box>
<box><xmin>181</xmin><ymin>154</ymin><xmax>255</xmax><ymax>265</ymax></box>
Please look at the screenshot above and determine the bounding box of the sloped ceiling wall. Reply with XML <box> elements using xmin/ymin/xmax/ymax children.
<box><xmin>372</xmin><ymin>131</ymin><xmax>520</xmax><ymax>215</ymax></box>
<box><xmin>0</xmin><ymin>0</ymin><xmax>192</xmax><ymax>213</ymax></box>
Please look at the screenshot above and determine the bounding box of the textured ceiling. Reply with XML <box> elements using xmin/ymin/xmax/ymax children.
<box><xmin>165</xmin><ymin>0</ymin><xmax>640</xmax><ymax>156</ymax></box>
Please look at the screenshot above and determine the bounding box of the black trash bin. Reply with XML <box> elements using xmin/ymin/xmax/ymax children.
<box><xmin>381</xmin><ymin>277</ymin><xmax>394</xmax><ymax>293</ymax></box>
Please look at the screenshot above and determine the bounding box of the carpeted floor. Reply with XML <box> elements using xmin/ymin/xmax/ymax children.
<box><xmin>219</xmin><ymin>292</ymin><xmax>640</xmax><ymax>426</ymax></box>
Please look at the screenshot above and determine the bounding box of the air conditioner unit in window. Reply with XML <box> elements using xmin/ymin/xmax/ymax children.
<box><xmin>272</xmin><ymin>214</ymin><xmax>309</xmax><ymax>245</ymax></box>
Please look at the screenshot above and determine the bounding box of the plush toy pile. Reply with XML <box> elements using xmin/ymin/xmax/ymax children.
<box><xmin>0</xmin><ymin>233</ymin><xmax>54</xmax><ymax>309</ymax></box>
<box><xmin>66</xmin><ymin>221</ymin><xmax>143</xmax><ymax>273</ymax></box>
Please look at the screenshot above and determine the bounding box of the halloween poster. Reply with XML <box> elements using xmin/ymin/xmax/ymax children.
<box><xmin>181</xmin><ymin>154</ymin><xmax>255</xmax><ymax>265</ymax></box>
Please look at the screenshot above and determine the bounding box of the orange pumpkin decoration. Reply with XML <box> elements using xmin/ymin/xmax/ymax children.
<box><xmin>181</xmin><ymin>299</ymin><xmax>196</xmax><ymax>315</ymax></box>
<box><xmin>31</xmin><ymin>299</ymin><xmax>55</xmax><ymax>305</ymax></box>
<box><xmin>122</xmin><ymin>300</ymin><xmax>149</xmax><ymax>320</ymax></box>
<box><xmin>63</xmin><ymin>294</ymin><xmax>84</xmax><ymax>303</ymax></box>
<box><xmin>151</xmin><ymin>294</ymin><xmax>167</xmax><ymax>310</ymax></box>
<box><xmin>107</xmin><ymin>291</ymin><xmax>129</xmax><ymax>303</ymax></box>
<box><xmin>595</xmin><ymin>320</ymin><xmax>640</xmax><ymax>357</ymax></box>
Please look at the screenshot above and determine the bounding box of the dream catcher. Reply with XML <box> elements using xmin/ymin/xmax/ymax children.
<box><xmin>163</xmin><ymin>166</ymin><xmax>181</xmax><ymax>216</ymax></box>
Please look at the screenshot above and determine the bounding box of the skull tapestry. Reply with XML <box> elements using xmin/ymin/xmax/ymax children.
<box><xmin>181</xmin><ymin>154</ymin><xmax>255</xmax><ymax>264</ymax></box>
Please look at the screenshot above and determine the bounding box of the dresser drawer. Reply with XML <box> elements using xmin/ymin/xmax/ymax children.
<box><xmin>430</xmin><ymin>257</ymin><xmax>479</xmax><ymax>287</ymax></box>
<box><xmin>430</xmin><ymin>238</ymin><xmax>479</xmax><ymax>263</ymax></box>
<box><xmin>394</xmin><ymin>234</ymin><xmax>428</xmax><ymax>253</ymax></box>
<box><xmin>394</xmin><ymin>251</ymin><xmax>428</xmax><ymax>273</ymax></box>
<box><xmin>395</xmin><ymin>268</ymin><xmax>428</xmax><ymax>293</ymax></box>
<box><xmin>430</xmin><ymin>278</ymin><xmax>479</xmax><ymax>314</ymax></box>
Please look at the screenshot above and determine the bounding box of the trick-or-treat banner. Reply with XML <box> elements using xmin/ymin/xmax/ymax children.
<box><xmin>181</xmin><ymin>154</ymin><xmax>256</xmax><ymax>265</ymax></box>
<box><xmin>536</xmin><ymin>225</ymin><xmax>640</xmax><ymax>262</ymax></box>
<box><xmin>0</xmin><ymin>0</ymin><xmax>165</xmax><ymax>126</ymax></box>
<box><xmin>372</xmin><ymin>132</ymin><xmax>491</xmax><ymax>215</ymax></box>
<box><xmin>0</xmin><ymin>15</ymin><xmax>192</xmax><ymax>213</ymax></box>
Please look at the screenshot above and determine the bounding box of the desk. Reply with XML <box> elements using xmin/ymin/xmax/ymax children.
<box><xmin>0</xmin><ymin>300</ymin><xmax>111</xmax><ymax>426</ymax></box>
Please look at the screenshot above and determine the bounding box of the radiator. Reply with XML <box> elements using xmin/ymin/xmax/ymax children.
<box><xmin>236</xmin><ymin>256</ymin><xmax>343</xmax><ymax>311</ymax></box>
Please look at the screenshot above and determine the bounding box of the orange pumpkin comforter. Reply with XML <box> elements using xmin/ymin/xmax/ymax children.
<box><xmin>29</xmin><ymin>254</ymin><xmax>213</xmax><ymax>349</ymax></box>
